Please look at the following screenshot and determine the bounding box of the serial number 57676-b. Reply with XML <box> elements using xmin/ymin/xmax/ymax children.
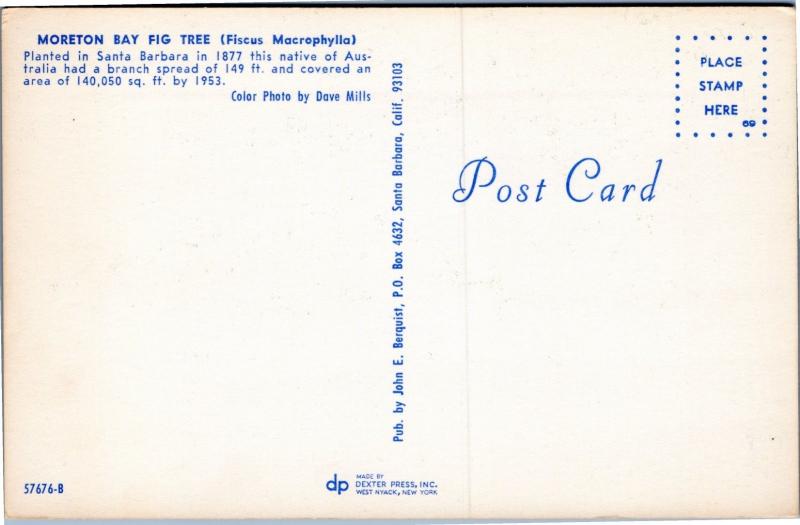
<box><xmin>23</xmin><ymin>483</ymin><xmax>64</xmax><ymax>495</ymax></box>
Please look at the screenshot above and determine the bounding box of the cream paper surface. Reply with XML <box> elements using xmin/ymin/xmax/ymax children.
<box><xmin>2</xmin><ymin>6</ymin><xmax>798</xmax><ymax>519</ymax></box>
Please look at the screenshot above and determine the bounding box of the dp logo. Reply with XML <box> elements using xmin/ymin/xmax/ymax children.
<box><xmin>326</xmin><ymin>474</ymin><xmax>349</xmax><ymax>495</ymax></box>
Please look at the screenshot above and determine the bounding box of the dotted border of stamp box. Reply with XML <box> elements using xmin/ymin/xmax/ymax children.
<box><xmin>673</xmin><ymin>34</ymin><xmax>768</xmax><ymax>139</ymax></box>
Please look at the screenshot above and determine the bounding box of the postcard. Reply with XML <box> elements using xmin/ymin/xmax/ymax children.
<box><xmin>2</xmin><ymin>6</ymin><xmax>798</xmax><ymax>519</ymax></box>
